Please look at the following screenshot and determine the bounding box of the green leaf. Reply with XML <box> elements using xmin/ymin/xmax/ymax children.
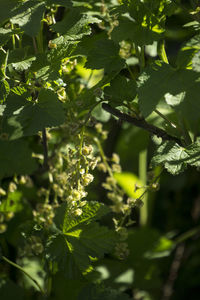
<box><xmin>0</xmin><ymin>80</ymin><xmax>10</xmax><ymax>101</ymax></box>
<box><xmin>138</xmin><ymin>63</ymin><xmax>200</xmax><ymax>120</ymax></box>
<box><xmin>2</xmin><ymin>89</ymin><xmax>65</xmax><ymax>139</ymax></box>
<box><xmin>111</xmin><ymin>17</ymin><xmax>162</xmax><ymax>46</ymax></box>
<box><xmin>51</xmin><ymin>8</ymin><xmax>100</xmax><ymax>39</ymax></box>
<box><xmin>0</xmin><ymin>139</ymin><xmax>37</xmax><ymax>178</ymax></box>
<box><xmin>10</xmin><ymin>1</ymin><xmax>46</xmax><ymax>37</ymax></box>
<box><xmin>8</xmin><ymin>48</ymin><xmax>36</xmax><ymax>71</ymax></box>
<box><xmin>85</xmin><ymin>39</ymin><xmax>125</xmax><ymax>73</ymax></box>
<box><xmin>65</xmin><ymin>222</ymin><xmax>116</xmax><ymax>272</ymax></box>
<box><xmin>151</xmin><ymin>140</ymin><xmax>200</xmax><ymax>175</ymax></box>
<box><xmin>30</xmin><ymin>42</ymin><xmax>75</xmax><ymax>80</ymax></box>
<box><xmin>47</xmin><ymin>201</ymin><xmax>115</xmax><ymax>275</ymax></box>
<box><xmin>176</xmin><ymin>34</ymin><xmax>200</xmax><ymax>68</ymax></box>
<box><xmin>55</xmin><ymin>201</ymin><xmax>111</xmax><ymax>232</ymax></box>
<box><xmin>138</xmin><ymin>63</ymin><xmax>174</xmax><ymax>117</ymax></box>
<box><xmin>0</xmin><ymin>0</ymin><xmax>20</xmax><ymax>24</ymax></box>
<box><xmin>111</xmin><ymin>0</ymin><xmax>174</xmax><ymax>46</ymax></box>
<box><xmin>192</xmin><ymin>50</ymin><xmax>200</xmax><ymax>72</ymax></box>
<box><xmin>104</xmin><ymin>75</ymin><xmax>136</xmax><ymax>104</ymax></box>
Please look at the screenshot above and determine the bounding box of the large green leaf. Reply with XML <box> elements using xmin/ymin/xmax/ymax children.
<box><xmin>55</xmin><ymin>201</ymin><xmax>111</xmax><ymax>231</ymax></box>
<box><xmin>46</xmin><ymin>201</ymin><xmax>116</xmax><ymax>275</ymax></box>
<box><xmin>2</xmin><ymin>89</ymin><xmax>65</xmax><ymax>139</ymax></box>
<box><xmin>85</xmin><ymin>39</ymin><xmax>125</xmax><ymax>73</ymax></box>
<box><xmin>10</xmin><ymin>0</ymin><xmax>46</xmax><ymax>37</ymax></box>
<box><xmin>0</xmin><ymin>0</ymin><xmax>20</xmax><ymax>24</ymax></box>
<box><xmin>111</xmin><ymin>17</ymin><xmax>162</xmax><ymax>46</ymax></box>
<box><xmin>51</xmin><ymin>7</ymin><xmax>100</xmax><ymax>39</ymax></box>
<box><xmin>111</xmin><ymin>0</ymin><xmax>175</xmax><ymax>46</ymax></box>
<box><xmin>138</xmin><ymin>63</ymin><xmax>200</xmax><ymax>120</ymax></box>
<box><xmin>0</xmin><ymin>139</ymin><xmax>37</xmax><ymax>178</ymax></box>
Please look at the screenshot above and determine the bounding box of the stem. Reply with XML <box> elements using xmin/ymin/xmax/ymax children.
<box><xmin>162</xmin><ymin>243</ymin><xmax>185</xmax><ymax>300</ymax></box>
<box><xmin>136</xmin><ymin>46</ymin><xmax>145</xmax><ymax>71</ymax></box>
<box><xmin>154</xmin><ymin>109</ymin><xmax>177</xmax><ymax>130</ymax></box>
<box><xmin>139</xmin><ymin>149</ymin><xmax>148</xmax><ymax>226</ymax></box>
<box><xmin>158</xmin><ymin>40</ymin><xmax>169</xmax><ymax>64</ymax></box>
<box><xmin>11</xmin><ymin>23</ymin><xmax>15</xmax><ymax>50</ymax></box>
<box><xmin>2</xmin><ymin>256</ymin><xmax>45</xmax><ymax>295</ymax></box>
<box><xmin>175</xmin><ymin>225</ymin><xmax>200</xmax><ymax>244</ymax></box>
<box><xmin>178</xmin><ymin>117</ymin><xmax>192</xmax><ymax>145</ymax></box>
<box><xmin>125</xmin><ymin>62</ymin><xmax>135</xmax><ymax>81</ymax></box>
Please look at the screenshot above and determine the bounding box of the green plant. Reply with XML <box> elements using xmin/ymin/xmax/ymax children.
<box><xmin>1</xmin><ymin>0</ymin><xmax>200</xmax><ymax>299</ymax></box>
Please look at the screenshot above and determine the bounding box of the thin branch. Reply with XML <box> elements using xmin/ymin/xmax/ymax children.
<box><xmin>102</xmin><ymin>103</ymin><xmax>182</xmax><ymax>145</ymax></box>
<box><xmin>161</xmin><ymin>244</ymin><xmax>185</xmax><ymax>300</ymax></box>
<box><xmin>2</xmin><ymin>256</ymin><xmax>46</xmax><ymax>295</ymax></box>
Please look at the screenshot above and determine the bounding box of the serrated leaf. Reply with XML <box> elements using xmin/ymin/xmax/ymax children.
<box><xmin>154</xmin><ymin>139</ymin><xmax>200</xmax><ymax>174</ymax></box>
<box><xmin>0</xmin><ymin>139</ymin><xmax>37</xmax><ymax>178</ymax></box>
<box><xmin>47</xmin><ymin>223</ymin><xmax>116</xmax><ymax>275</ymax></box>
<box><xmin>104</xmin><ymin>75</ymin><xmax>136</xmax><ymax>104</ymax></box>
<box><xmin>85</xmin><ymin>39</ymin><xmax>125</xmax><ymax>73</ymax></box>
<box><xmin>8</xmin><ymin>48</ymin><xmax>36</xmax><ymax>71</ymax></box>
<box><xmin>55</xmin><ymin>201</ymin><xmax>111</xmax><ymax>232</ymax></box>
<box><xmin>111</xmin><ymin>0</ymin><xmax>174</xmax><ymax>46</ymax></box>
<box><xmin>192</xmin><ymin>50</ymin><xmax>200</xmax><ymax>72</ymax></box>
<box><xmin>2</xmin><ymin>89</ymin><xmax>65</xmax><ymax>139</ymax></box>
<box><xmin>51</xmin><ymin>8</ymin><xmax>100</xmax><ymax>39</ymax></box>
<box><xmin>30</xmin><ymin>42</ymin><xmax>75</xmax><ymax>80</ymax></box>
<box><xmin>176</xmin><ymin>34</ymin><xmax>200</xmax><ymax>68</ymax></box>
<box><xmin>65</xmin><ymin>222</ymin><xmax>116</xmax><ymax>272</ymax></box>
<box><xmin>138</xmin><ymin>63</ymin><xmax>174</xmax><ymax>117</ymax></box>
<box><xmin>138</xmin><ymin>63</ymin><xmax>200</xmax><ymax>120</ymax></box>
<box><xmin>10</xmin><ymin>1</ymin><xmax>46</xmax><ymax>37</ymax></box>
<box><xmin>0</xmin><ymin>80</ymin><xmax>10</xmax><ymax>100</ymax></box>
<box><xmin>151</xmin><ymin>141</ymin><xmax>189</xmax><ymax>175</ymax></box>
<box><xmin>111</xmin><ymin>17</ymin><xmax>162</xmax><ymax>46</ymax></box>
<box><xmin>47</xmin><ymin>201</ymin><xmax>115</xmax><ymax>275</ymax></box>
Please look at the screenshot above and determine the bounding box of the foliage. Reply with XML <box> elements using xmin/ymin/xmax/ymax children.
<box><xmin>1</xmin><ymin>0</ymin><xmax>200</xmax><ymax>299</ymax></box>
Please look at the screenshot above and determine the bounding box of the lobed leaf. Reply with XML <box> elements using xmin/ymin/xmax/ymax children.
<box><xmin>2</xmin><ymin>89</ymin><xmax>65</xmax><ymax>139</ymax></box>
